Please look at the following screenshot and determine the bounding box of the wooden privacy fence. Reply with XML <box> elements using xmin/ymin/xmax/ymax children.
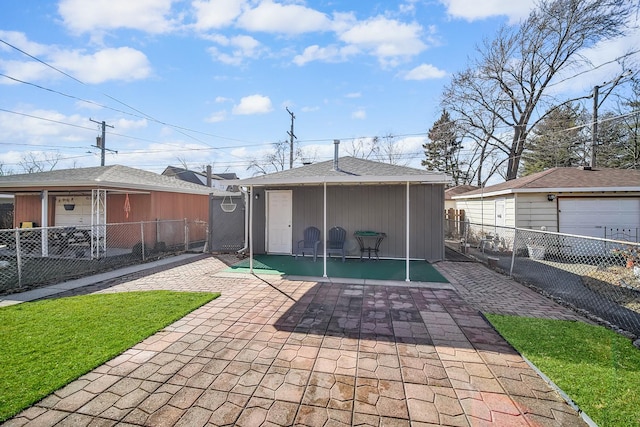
<box><xmin>445</xmin><ymin>208</ymin><xmax>465</xmax><ymax>238</ymax></box>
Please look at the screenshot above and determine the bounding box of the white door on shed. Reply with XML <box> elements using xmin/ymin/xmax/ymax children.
<box><xmin>266</xmin><ymin>190</ymin><xmax>292</xmax><ymax>254</ymax></box>
<box><xmin>559</xmin><ymin>198</ymin><xmax>640</xmax><ymax>239</ymax></box>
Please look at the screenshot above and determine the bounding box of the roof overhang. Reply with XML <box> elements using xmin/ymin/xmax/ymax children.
<box><xmin>0</xmin><ymin>181</ymin><xmax>228</xmax><ymax>196</ymax></box>
<box><xmin>233</xmin><ymin>175</ymin><xmax>451</xmax><ymax>187</ymax></box>
<box><xmin>453</xmin><ymin>186</ymin><xmax>640</xmax><ymax>199</ymax></box>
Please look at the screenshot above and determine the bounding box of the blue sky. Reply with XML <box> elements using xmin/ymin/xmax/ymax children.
<box><xmin>1</xmin><ymin>1</ymin><xmax>637</xmax><ymax>178</ymax></box>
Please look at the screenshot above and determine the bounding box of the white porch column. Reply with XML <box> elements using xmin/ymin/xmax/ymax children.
<box><xmin>249</xmin><ymin>185</ymin><xmax>254</xmax><ymax>273</ymax></box>
<box><xmin>40</xmin><ymin>190</ymin><xmax>48</xmax><ymax>257</ymax></box>
<box><xmin>323</xmin><ymin>181</ymin><xmax>327</xmax><ymax>278</ymax></box>
<box><xmin>406</xmin><ymin>181</ymin><xmax>410</xmax><ymax>282</ymax></box>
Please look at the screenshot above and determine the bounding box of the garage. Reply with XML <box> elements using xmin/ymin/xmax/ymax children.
<box><xmin>559</xmin><ymin>197</ymin><xmax>640</xmax><ymax>239</ymax></box>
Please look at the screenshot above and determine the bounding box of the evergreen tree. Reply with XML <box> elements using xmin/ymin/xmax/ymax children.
<box><xmin>521</xmin><ymin>104</ymin><xmax>584</xmax><ymax>176</ymax></box>
<box><xmin>422</xmin><ymin>110</ymin><xmax>464</xmax><ymax>184</ymax></box>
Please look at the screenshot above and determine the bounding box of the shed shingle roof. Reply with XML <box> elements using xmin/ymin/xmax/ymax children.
<box><xmin>236</xmin><ymin>156</ymin><xmax>450</xmax><ymax>185</ymax></box>
<box><xmin>454</xmin><ymin>167</ymin><xmax>640</xmax><ymax>198</ymax></box>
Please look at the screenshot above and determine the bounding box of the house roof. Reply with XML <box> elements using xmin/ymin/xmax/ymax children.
<box><xmin>0</xmin><ymin>165</ymin><xmax>233</xmax><ymax>196</ymax></box>
<box><xmin>445</xmin><ymin>185</ymin><xmax>478</xmax><ymax>200</ymax></box>
<box><xmin>453</xmin><ymin>167</ymin><xmax>640</xmax><ymax>199</ymax></box>
<box><xmin>235</xmin><ymin>156</ymin><xmax>451</xmax><ymax>186</ymax></box>
<box><xmin>162</xmin><ymin>166</ymin><xmax>207</xmax><ymax>185</ymax></box>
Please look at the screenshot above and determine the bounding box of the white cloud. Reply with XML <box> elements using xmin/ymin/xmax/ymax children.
<box><xmin>237</xmin><ymin>0</ymin><xmax>331</xmax><ymax>34</ymax></box>
<box><xmin>215</xmin><ymin>96</ymin><xmax>232</xmax><ymax>103</ymax></box>
<box><xmin>345</xmin><ymin>92</ymin><xmax>361</xmax><ymax>98</ymax></box>
<box><xmin>338</xmin><ymin>16</ymin><xmax>427</xmax><ymax>66</ymax></box>
<box><xmin>192</xmin><ymin>0</ymin><xmax>245</xmax><ymax>30</ymax></box>
<box><xmin>58</xmin><ymin>0</ymin><xmax>177</xmax><ymax>34</ymax></box>
<box><xmin>439</xmin><ymin>0</ymin><xmax>534</xmax><ymax>23</ymax></box>
<box><xmin>232</xmin><ymin>94</ymin><xmax>273</xmax><ymax>115</ymax></box>
<box><xmin>206</xmin><ymin>110</ymin><xmax>228</xmax><ymax>122</ymax></box>
<box><xmin>0</xmin><ymin>31</ymin><xmax>49</xmax><ymax>56</ymax></box>
<box><xmin>114</xmin><ymin>118</ymin><xmax>148</xmax><ymax>130</ymax></box>
<box><xmin>0</xmin><ymin>108</ymin><xmax>86</xmax><ymax>143</ymax></box>
<box><xmin>0</xmin><ymin>32</ymin><xmax>152</xmax><ymax>84</ymax></box>
<box><xmin>351</xmin><ymin>109</ymin><xmax>366</xmax><ymax>120</ymax></box>
<box><xmin>51</xmin><ymin>47</ymin><xmax>152</xmax><ymax>83</ymax></box>
<box><xmin>207</xmin><ymin>34</ymin><xmax>262</xmax><ymax>65</ymax></box>
<box><xmin>293</xmin><ymin>44</ymin><xmax>358</xmax><ymax>66</ymax></box>
<box><xmin>403</xmin><ymin>63</ymin><xmax>447</xmax><ymax>80</ymax></box>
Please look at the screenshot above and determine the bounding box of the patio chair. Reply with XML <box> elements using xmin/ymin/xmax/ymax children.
<box><xmin>326</xmin><ymin>226</ymin><xmax>347</xmax><ymax>262</ymax></box>
<box><xmin>295</xmin><ymin>226</ymin><xmax>321</xmax><ymax>261</ymax></box>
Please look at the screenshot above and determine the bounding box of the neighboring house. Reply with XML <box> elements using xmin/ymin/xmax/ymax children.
<box><xmin>452</xmin><ymin>166</ymin><xmax>640</xmax><ymax>241</ymax></box>
<box><xmin>234</xmin><ymin>144</ymin><xmax>451</xmax><ymax>278</ymax></box>
<box><xmin>445</xmin><ymin>185</ymin><xmax>478</xmax><ymax>211</ymax></box>
<box><xmin>0</xmin><ymin>165</ymin><xmax>240</xmax><ymax>253</ymax></box>
<box><xmin>162</xmin><ymin>166</ymin><xmax>239</xmax><ymax>192</ymax></box>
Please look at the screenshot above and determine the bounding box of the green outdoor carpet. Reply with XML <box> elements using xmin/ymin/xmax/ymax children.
<box><xmin>227</xmin><ymin>254</ymin><xmax>449</xmax><ymax>283</ymax></box>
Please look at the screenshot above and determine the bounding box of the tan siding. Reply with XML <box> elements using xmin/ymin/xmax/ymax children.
<box><xmin>515</xmin><ymin>193</ymin><xmax>558</xmax><ymax>231</ymax></box>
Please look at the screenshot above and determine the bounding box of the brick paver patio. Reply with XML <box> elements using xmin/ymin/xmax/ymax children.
<box><xmin>4</xmin><ymin>255</ymin><xmax>589</xmax><ymax>426</ymax></box>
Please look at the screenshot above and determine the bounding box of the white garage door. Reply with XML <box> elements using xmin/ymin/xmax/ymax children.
<box><xmin>559</xmin><ymin>198</ymin><xmax>640</xmax><ymax>239</ymax></box>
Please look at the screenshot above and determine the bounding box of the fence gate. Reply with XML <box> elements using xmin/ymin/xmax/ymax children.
<box><xmin>91</xmin><ymin>189</ymin><xmax>107</xmax><ymax>258</ymax></box>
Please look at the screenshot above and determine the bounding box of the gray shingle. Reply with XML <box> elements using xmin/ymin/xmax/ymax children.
<box><xmin>0</xmin><ymin>165</ymin><xmax>231</xmax><ymax>195</ymax></box>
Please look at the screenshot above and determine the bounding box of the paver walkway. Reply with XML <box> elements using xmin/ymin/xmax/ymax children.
<box><xmin>5</xmin><ymin>255</ymin><xmax>589</xmax><ymax>426</ymax></box>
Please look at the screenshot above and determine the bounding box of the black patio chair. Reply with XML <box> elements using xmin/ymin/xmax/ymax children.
<box><xmin>295</xmin><ymin>226</ymin><xmax>321</xmax><ymax>261</ymax></box>
<box><xmin>326</xmin><ymin>226</ymin><xmax>347</xmax><ymax>262</ymax></box>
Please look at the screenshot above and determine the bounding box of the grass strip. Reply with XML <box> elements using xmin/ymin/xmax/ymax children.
<box><xmin>0</xmin><ymin>290</ymin><xmax>219</xmax><ymax>421</ymax></box>
<box><xmin>485</xmin><ymin>314</ymin><xmax>640</xmax><ymax>427</ymax></box>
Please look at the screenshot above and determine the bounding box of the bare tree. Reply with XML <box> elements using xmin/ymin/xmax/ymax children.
<box><xmin>444</xmin><ymin>0</ymin><xmax>634</xmax><ymax>180</ymax></box>
<box><xmin>378</xmin><ymin>133</ymin><xmax>410</xmax><ymax>166</ymax></box>
<box><xmin>0</xmin><ymin>163</ymin><xmax>13</xmax><ymax>176</ymax></box>
<box><xmin>343</xmin><ymin>137</ymin><xmax>380</xmax><ymax>160</ymax></box>
<box><xmin>247</xmin><ymin>141</ymin><xmax>303</xmax><ymax>176</ymax></box>
<box><xmin>19</xmin><ymin>152</ymin><xmax>62</xmax><ymax>173</ymax></box>
<box><xmin>442</xmin><ymin>70</ymin><xmax>507</xmax><ymax>186</ymax></box>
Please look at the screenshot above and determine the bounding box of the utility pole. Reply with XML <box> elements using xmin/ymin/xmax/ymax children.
<box><xmin>286</xmin><ymin>107</ymin><xmax>296</xmax><ymax>169</ymax></box>
<box><xmin>591</xmin><ymin>84</ymin><xmax>599</xmax><ymax>168</ymax></box>
<box><xmin>90</xmin><ymin>118</ymin><xmax>115</xmax><ymax>166</ymax></box>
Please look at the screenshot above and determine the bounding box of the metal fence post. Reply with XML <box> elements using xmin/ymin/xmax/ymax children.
<box><xmin>509</xmin><ymin>228</ymin><xmax>518</xmax><ymax>276</ymax></box>
<box><xmin>15</xmin><ymin>228</ymin><xmax>22</xmax><ymax>288</ymax></box>
<box><xmin>140</xmin><ymin>221</ymin><xmax>146</xmax><ymax>261</ymax></box>
<box><xmin>184</xmin><ymin>218</ymin><xmax>188</xmax><ymax>250</ymax></box>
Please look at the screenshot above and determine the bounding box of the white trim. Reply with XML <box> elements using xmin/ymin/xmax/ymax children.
<box><xmin>453</xmin><ymin>186</ymin><xmax>640</xmax><ymax>199</ymax></box>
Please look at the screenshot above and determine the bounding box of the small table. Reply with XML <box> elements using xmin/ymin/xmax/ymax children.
<box><xmin>354</xmin><ymin>231</ymin><xmax>386</xmax><ymax>261</ymax></box>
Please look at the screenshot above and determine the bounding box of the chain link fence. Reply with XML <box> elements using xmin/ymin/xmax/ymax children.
<box><xmin>453</xmin><ymin>222</ymin><xmax>640</xmax><ymax>337</ymax></box>
<box><xmin>0</xmin><ymin>219</ymin><xmax>208</xmax><ymax>296</ymax></box>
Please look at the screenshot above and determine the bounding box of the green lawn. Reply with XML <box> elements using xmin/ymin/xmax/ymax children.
<box><xmin>0</xmin><ymin>291</ymin><xmax>219</xmax><ymax>422</ymax></box>
<box><xmin>486</xmin><ymin>314</ymin><xmax>640</xmax><ymax>427</ymax></box>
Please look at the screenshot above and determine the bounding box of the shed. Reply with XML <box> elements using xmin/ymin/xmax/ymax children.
<box><xmin>452</xmin><ymin>167</ymin><xmax>640</xmax><ymax>241</ymax></box>
<box><xmin>234</xmin><ymin>144</ymin><xmax>451</xmax><ymax>281</ymax></box>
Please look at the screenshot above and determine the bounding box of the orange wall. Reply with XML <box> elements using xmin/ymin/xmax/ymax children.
<box><xmin>14</xmin><ymin>194</ymin><xmax>43</xmax><ymax>227</ymax></box>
